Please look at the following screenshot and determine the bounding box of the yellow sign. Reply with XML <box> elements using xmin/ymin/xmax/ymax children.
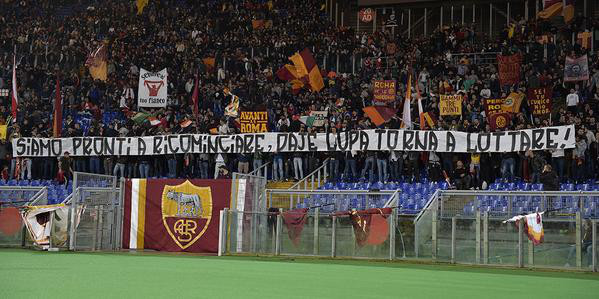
<box><xmin>161</xmin><ymin>180</ymin><xmax>212</xmax><ymax>250</ymax></box>
<box><xmin>439</xmin><ymin>95</ymin><xmax>463</xmax><ymax>116</ymax></box>
<box><xmin>239</xmin><ymin>111</ymin><xmax>268</xmax><ymax>133</ymax></box>
<box><xmin>0</xmin><ymin>125</ymin><xmax>7</xmax><ymax>140</ymax></box>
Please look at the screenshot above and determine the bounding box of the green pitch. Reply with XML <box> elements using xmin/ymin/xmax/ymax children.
<box><xmin>0</xmin><ymin>249</ymin><xmax>597</xmax><ymax>299</ymax></box>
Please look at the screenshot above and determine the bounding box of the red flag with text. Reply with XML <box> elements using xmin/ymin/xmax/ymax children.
<box><xmin>497</xmin><ymin>54</ymin><xmax>522</xmax><ymax>86</ymax></box>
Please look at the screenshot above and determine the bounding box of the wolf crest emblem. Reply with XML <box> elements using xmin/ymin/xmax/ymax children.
<box><xmin>162</xmin><ymin>181</ymin><xmax>212</xmax><ymax>249</ymax></box>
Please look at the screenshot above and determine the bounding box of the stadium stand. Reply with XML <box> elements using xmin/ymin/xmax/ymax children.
<box><xmin>0</xmin><ymin>0</ymin><xmax>598</xmax><ymax>216</ymax></box>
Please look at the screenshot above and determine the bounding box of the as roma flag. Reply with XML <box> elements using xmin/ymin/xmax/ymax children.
<box><xmin>489</xmin><ymin>112</ymin><xmax>511</xmax><ymax>130</ymax></box>
<box><xmin>282</xmin><ymin>208</ymin><xmax>308</xmax><ymax>247</ymax></box>
<box><xmin>122</xmin><ymin>179</ymin><xmax>232</xmax><ymax>253</ymax></box>
<box><xmin>503</xmin><ymin>212</ymin><xmax>544</xmax><ymax>245</ymax></box>
<box><xmin>343</xmin><ymin>208</ymin><xmax>393</xmax><ymax>247</ymax></box>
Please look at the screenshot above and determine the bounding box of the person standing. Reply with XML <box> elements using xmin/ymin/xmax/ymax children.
<box><xmin>376</xmin><ymin>151</ymin><xmax>389</xmax><ymax>183</ymax></box>
<box><xmin>138</xmin><ymin>155</ymin><xmax>150</xmax><ymax>178</ymax></box>
<box><xmin>273</xmin><ymin>151</ymin><xmax>284</xmax><ymax>181</ymax></box>
<box><xmin>540</xmin><ymin>164</ymin><xmax>559</xmax><ymax>209</ymax></box>
<box><xmin>238</xmin><ymin>153</ymin><xmax>250</xmax><ymax>174</ymax></box>
<box><xmin>389</xmin><ymin>151</ymin><xmax>403</xmax><ymax>182</ymax></box>
<box><xmin>572</xmin><ymin>135</ymin><xmax>587</xmax><ymax>183</ymax></box>
<box><xmin>113</xmin><ymin>155</ymin><xmax>126</xmax><ymax>179</ymax></box>
<box><xmin>361</xmin><ymin>152</ymin><xmax>376</xmax><ymax>182</ymax></box>
<box><xmin>59</xmin><ymin>152</ymin><xmax>73</xmax><ymax>186</ymax></box>
<box><xmin>344</xmin><ymin>150</ymin><xmax>358</xmax><ymax>180</ymax></box>
<box><xmin>566</xmin><ymin>89</ymin><xmax>579</xmax><ymax>114</ymax></box>
<box><xmin>550</xmin><ymin>149</ymin><xmax>565</xmax><ymax>182</ymax></box>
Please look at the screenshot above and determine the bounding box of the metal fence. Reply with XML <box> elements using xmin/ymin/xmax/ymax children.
<box><xmin>73</xmin><ymin>171</ymin><xmax>119</xmax><ymax>190</ymax></box>
<box><xmin>219</xmin><ymin>207</ymin><xmax>398</xmax><ymax>260</ymax></box>
<box><xmin>220</xmin><ymin>189</ymin><xmax>597</xmax><ymax>272</ymax></box>
<box><xmin>66</xmin><ymin>186</ymin><xmax>122</xmax><ymax>251</ymax></box>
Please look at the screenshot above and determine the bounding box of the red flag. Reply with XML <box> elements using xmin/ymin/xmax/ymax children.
<box><xmin>348</xmin><ymin>208</ymin><xmax>393</xmax><ymax>247</ymax></box>
<box><xmin>191</xmin><ymin>74</ymin><xmax>199</xmax><ymax>118</ymax></box>
<box><xmin>282</xmin><ymin>208</ymin><xmax>308</xmax><ymax>247</ymax></box>
<box><xmin>11</xmin><ymin>54</ymin><xmax>18</xmax><ymax>120</ymax></box>
<box><xmin>497</xmin><ymin>54</ymin><xmax>522</xmax><ymax>86</ymax></box>
<box><xmin>489</xmin><ymin>112</ymin><xmax>512</xmax><ymax>130</ymax></box>
<box><xmin>53</xmin><ymin>78</ymin><xmax>62</xmax><ymax>137</ymax></box>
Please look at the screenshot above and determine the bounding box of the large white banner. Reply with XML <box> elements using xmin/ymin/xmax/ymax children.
<box><xmin>12</xmin><ymin>126</ymin><xmax>575</xmax><ymax>157</ymax></box>
<box><xmin>138</xmin><ymin>68</ymin><xmax>168</xmax><ymax>108</ymax></box>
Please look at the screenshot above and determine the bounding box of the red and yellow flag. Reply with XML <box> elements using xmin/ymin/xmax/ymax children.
<box><xmin>85</xmin><ymin>45</ymin><xmax>107</xmax><ymax>81</ymax></box>
<box><xmin>363</xmin><ymin>106</ymin><xmax>397</xmax><ymax>127</ymax></box>
<box><xmin>287</xmin><ymin>48</ymin><xmax>324</xmax><ymax>92</ymax></box>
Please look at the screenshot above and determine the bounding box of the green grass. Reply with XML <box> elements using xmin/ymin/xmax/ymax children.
<box><xmin>0</xmin><ymin>249</ymin><xmax>598</xmax><ymax>299</ymax></box>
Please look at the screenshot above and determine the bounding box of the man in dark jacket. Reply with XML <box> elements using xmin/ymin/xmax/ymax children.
<box><xmin>539</xmin><ymin>164</ymin><xmax>559</xmax><ymax>209</ymax></box>
<box><xmin>539</xmin><ymin>164</ymin><xmax>559</xmax><ymax>191</ymax></box>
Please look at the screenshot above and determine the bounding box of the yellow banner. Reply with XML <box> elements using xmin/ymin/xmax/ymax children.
<box><xmin>239</xmin><ymin>111</ymin><xmax>268</xmax><ymax>133</ymax></box>
<box><xmin>439</xmin><ymin>95</ymin><xmax>463</xmax><ymax>116</ymax></box>
<box><xmin>0</xmin><ymin>125</ymin><xmax>7</xmax><ymax>140</ymax></box>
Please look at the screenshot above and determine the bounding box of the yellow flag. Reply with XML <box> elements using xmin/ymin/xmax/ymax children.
<box><xmin>137</xmin><ymin>0</ymin><xmax>149</xmax><ymax>15</ymax></box>
<box><xmin>289</xmin><ymin>53</ymin><xmax>309</xmax><ymax>78</ymax></box>
<box><xmin>0</xmin><ymin>125</ymin><xmax>7</xmax><ymax>140</ymax></box>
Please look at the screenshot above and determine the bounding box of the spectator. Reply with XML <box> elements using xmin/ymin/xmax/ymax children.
<box><xmin>566</xmin><ymin>89</ymin><xmax>579</xmax><ymax>114</ymax></box>
<box><xmin>453</xmin><ymin>160</ymin><xmax>471</xmax><ymax>190</ymax></box>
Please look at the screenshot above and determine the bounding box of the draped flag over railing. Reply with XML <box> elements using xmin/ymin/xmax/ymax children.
<box><xmin>503</xmin><ymin>212</ymin><xmax>545</xmax><ymax>245</ymax></box>
<box><xmin>335</xmin><ymin>208</ymin><xmax>393</xmax><ymax>247</ymax></box>
<box><xmin>282</xmin><ymin>208</ymin><xmax>308</xmax><ymax>247</ymax></box>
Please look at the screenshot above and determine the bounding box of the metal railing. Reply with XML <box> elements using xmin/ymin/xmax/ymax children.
<box><xmin>288</xmin><ymin>158</ymin><xmax>330</xmax><ymax>191</ymax></box>
<box><xmin>0</xmin><ymin>186</ymin><xmax>46</xmax><ymax>206</ymax></box>
<box><xmin>247</xmin><ymin>161</ymin><xmax>271</xmax><ymax>178</ymax></box>
<box><xmin>219</xmin><ymin>206</ymin><xmax>399</xmax><ymax>260</ymax></box>
<box><xmin>267</xmin><ymin>188</ymin><xmax>399</xmax><ymax>211</ymax></box>
<box><xmin>285</xmin><ymin>159</ymin><xmax>330</xmax><ymax>208</ymax></box>
<box><xmin>220</xmin><ymin>188</ymin><xmax>598</xmax><ymax>272</ymax></box>
<box><xmin>27</xmin><ymin>187</ymin><xmax>49</xmax><ymax>206</ymax></box>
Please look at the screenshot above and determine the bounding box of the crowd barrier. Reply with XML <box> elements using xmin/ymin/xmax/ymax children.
<box><xmin>219</xmin><ymin>189</ymin><xmax>597</xmax><ymax>272</ymax></box>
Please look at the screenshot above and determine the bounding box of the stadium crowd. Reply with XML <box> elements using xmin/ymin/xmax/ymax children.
<box><xmin>0</xmin><ymin>0</ymin><xmax>598</xmax><ymax>189</ymax></box>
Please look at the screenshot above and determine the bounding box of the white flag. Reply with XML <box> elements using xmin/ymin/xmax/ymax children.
<box><xmin>138</xmin><ymin>68</ymin><xmax>168</xmax><ymax>108</ymax></box>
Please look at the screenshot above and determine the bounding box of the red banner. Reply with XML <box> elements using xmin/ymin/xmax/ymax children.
<box><xmin>122</xmin><ymin>179</ymin><xmax>232</xmax><ymax>253</ymax></box>
<box><xmin>373</xmin><ymin>80</ymin><xmax>396</xmax><ymax>103</ymax></box>
<box><xmin>484</xmin><ymin>98</ymin><xmax>504</xmax><ymax>117</ymax></box>
<box><xmin>497</xmin><ymin>54</ymin><xmax>522</xmax><ymax>86</ymax></box>
<box><xmin>489</xmin><ymin>112</ymin><xmax>511</xmax><ymax>130</ymax></box>
<box><xmin>528</xmin><ymin>87</ymin><xmax>552</xmax><ymax>116</ymax></box>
